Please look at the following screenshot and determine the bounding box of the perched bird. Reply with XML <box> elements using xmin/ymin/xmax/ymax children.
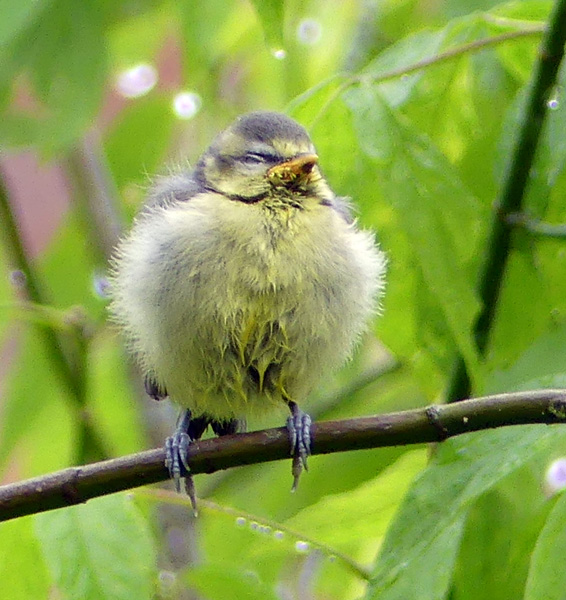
<box><xmin>109</xmin><ymin>111</ymin><xmax>386</xmax><ymax>507</ymax></box>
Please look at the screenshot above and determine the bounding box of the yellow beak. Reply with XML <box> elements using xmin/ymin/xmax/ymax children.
<box><xmin>267</xmin><ymin>153</ymin><xmax>319</xmax><ymax>183</ymax></box>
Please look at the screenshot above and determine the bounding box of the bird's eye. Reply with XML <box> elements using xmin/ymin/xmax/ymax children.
<box><xmin>240</xmin><ymin>151</ymin><xmax>277</xmax><ymax>165</ymax></box>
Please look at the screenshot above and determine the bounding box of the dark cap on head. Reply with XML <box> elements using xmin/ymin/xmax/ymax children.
<box><xmin>231</xmin><ymin>111</ymin><xmax>312</xmax><ymax>146</ymax></box>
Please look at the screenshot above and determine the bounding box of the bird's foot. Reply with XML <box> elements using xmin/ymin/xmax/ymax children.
<box><xmin>165</xmin><ymin>410</ymin><xmax>198</xmax><ymax>513</ymax></box>
<box><xmin>286</xmin><ymin>402</ymin><xmax>312</xmax><ymax>492</ymax></box>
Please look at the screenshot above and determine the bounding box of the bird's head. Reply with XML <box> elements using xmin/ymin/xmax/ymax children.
<box><xmin>195</xmin><ymin>111</ymin><xmax>327</xmax><ymax>203</ymax></box>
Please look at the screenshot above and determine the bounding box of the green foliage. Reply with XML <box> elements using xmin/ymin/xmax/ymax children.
<box><xmin>34</xmin><ymin>495</ymin><xmax>157</xmax><ymax>600</ymax></box>
<box><xmin>2</xmin><ymin>0</ymin><xmax>566</xmax><ymax>599</ymax></box>
<box><xmin>524</xmin><ymin>489</ymin><xmax>566</xmax><ymax>600</ymax></box>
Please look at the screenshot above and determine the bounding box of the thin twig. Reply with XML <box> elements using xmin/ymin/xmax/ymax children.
<box><xmin>1</xmin><ymin>389</ymin><xmax>565</xmax><ymax>523</ymax></box>
<box><xmin>0</xmin><ymin>172</ymin><xmax>106</xmax><ymax>464</ymax></box>
<box><xmin>447</xmin><ymin>0</ymin><xmax>566</xmax><ymax>401</ymax></box>
<box><xmin>0</xmin><ymin>173</ymin><xmax>82</xmax><ymax>398</ymax></box>
<box><xmin>506</xmin><ymin>213</ymin><xmax>566</xmax><ymax>239</ymax></box>
<box><xmin>306</xmin><ymin>26</ymin><xmax>544</xmax><ymax>131</ymax></box>
<box><xmin>64</xmin><ymin>131</ymin><xmax>124</xmax><ymax>265</ymax></box>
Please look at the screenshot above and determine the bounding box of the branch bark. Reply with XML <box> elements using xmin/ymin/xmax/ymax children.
<box><xmin>1</xmin><ymin>389</ymin><xmax>565</xmax><ymax>523</ymax></box>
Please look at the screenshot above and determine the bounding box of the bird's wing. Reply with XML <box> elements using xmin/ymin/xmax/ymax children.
<box><xmin>143</xmin><ymin>170</ymin><xmax>203</xmax><ymax>212</ymax></box>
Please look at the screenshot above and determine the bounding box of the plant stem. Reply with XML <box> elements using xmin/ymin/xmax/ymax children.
<box><xmin>64</xmin><ymin>132</ymin><xmax>124</xmax><ymax>265</ymax></box>
<box><xmin>0</xmin><ymin>173</ymin><xmax>83</xmax><ymax>398</ymax></box>
<box><xmin>0</xmin><ymin>171</ymin><xmax>105</xmax><ymax>463</ymax></box>
<box><xmin>447</xmin><ymin>0</ymin><xmax>566</xmax><ymax>401</ymax></box>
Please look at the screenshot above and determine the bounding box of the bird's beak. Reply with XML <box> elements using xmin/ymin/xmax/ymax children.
<box><xmin>267</xmin><ymin>153</ymin><xmax>319</xmax><ymax>184</ymax></box>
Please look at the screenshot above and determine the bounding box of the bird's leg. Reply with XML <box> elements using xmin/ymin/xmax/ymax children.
<box><xmin>286</xmin><ymin>401</ymin><xmax>312</xmax><ymax>491</ymax></box>
<box><xmin>165</xmin><ymin>410</ymin><xmax>209</xmax><ymax>512</ymax></box>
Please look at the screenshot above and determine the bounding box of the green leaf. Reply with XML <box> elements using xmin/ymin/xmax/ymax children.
<box><xmin>285</xmin><ymin>450</ymin><xmax>427</xmax><ymax>599</ymax></box>
<box><xmin>184</xmin><ymin>564</ymin><xmax>279</xmax><ymax>600</ymax></box>
<box><xmin>0</xmin><ymin>114</ymin><xmax>41</xmax><ymax>150</ymax></box>
<box><xmin>248</xmin><ymin>0</ymin><xmax>285</xmax><ymax>52</ymax></box>
<box><xmin>368</xmin><ymin>425</ymin><xmax>563</xmax><ymax>599</ymax></box>
<box><xmin>488</xmin><ymin>324</ymin><xmax>566</xmax><ymax>393</ymax></box>
<box><xmin>345</xmin><ymin>87</ymin><xmax>483</xmax><ymax>383</ymax></box>
<box><xmin>35</xmin><ymin>494</ymin><xmax>157</xmax><ymax>600</ymax></box>
<box><xmin>360</xmin><ymin>28</ymin><xmax>447</xmax><ymax>107</ymax></box>
<box><xmin>104</xmin><ymin>96</ymin><xmax>176</xmax><ymax>192</ymax></box>
<box><xmin>0</xmin><ymin>516</ymin><xmax>50</xmax><ymax>600</ymax></box>
<box><xmin>497</xmin><ymin>60</ymin><xmax>566</xmax><ymax>221</ymax></box>
<box><xmin>452</xmin><ymin>464</ymin><xmax>552</xmax><ymax>600</ymax></box>
<box><xmin>0</xmin><ymin>330</ymin><xmax>75</xmax><ymax>474</ymax></box>
<box><xmin>0</xmin><ymin>0</ymin><xmax>50</xmax><ymax>48</ymax></box>
<box><xmin>486</xmin><ymin>244</ymin><xmax>554</xmax><ymax>371</ymax></box>
<box><xmin>524</xmin><ymin>490</ymin><xmax>566</xmax><ymax>600</ymax></box>
<box><xmin>108</xmin><ymin>4</ymin><xmax>172</xmax><ymax>68</ymax></box>
<box><xmin>287</xmin><ymin>450</ymin><xmax>427</xmax><ymax>560</ymax></box>
<box><xmin>87</xmin><ymin>334</ymin><xmax>147</xmax><ymax>456</ymax></box>
<box><xmin>2</xmin><ymin>0</ymin><xmax>107</xmax><ymax>153</ymax></box>
<box><xmin>367</xmin><ymin>516</ymin><xmax>466</xmax><ymax>600</ymax></box>
<box><xmin>490</xmin><ymin>1</ymin><xmax>549</xmax><ymax>82</ymax></box>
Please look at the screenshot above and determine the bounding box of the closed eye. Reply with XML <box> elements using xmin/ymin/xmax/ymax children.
<box><xmin>239</xmin><ymin>151</ymin><xmax>279</xmax><ymax>165</ymax></box>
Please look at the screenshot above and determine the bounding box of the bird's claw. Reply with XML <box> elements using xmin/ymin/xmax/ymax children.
<box><xmin>286</xmin><ymin>406</ymin><xmax>312</xmax><ymax>491</ymax></box>
<box><xmin>165</xmin><ymin>431</ymin><xmax>197</xmax><ymax>512</ymax></box>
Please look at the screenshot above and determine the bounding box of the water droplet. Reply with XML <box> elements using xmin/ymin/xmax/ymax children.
<box><xmin>235</xmin><ymin>517</ymin><xmax>246</xmax><ymax>527</ymax></box>
<box><xmin>296</xmin><ymin>19</ymin><xmax>322</xmax><ymax>45</ymax></box>
<box><xmin>273</xmin><ymin>530</ymin><xmax>284</xmax><ymax>540</ymax></box>
<box><xmin>272</xmin><ymin>48</ymin><xmax>287</xmax><ymax>60</ymax></box>
<box><xmin>157</xmin><ymin>570</ymin><xmax>177</xmax><ymax>594</ymax></box>
<box><xmin>249</xmin><ymin>521</ymin><xmax>260</xmax><ymax>531</ymax></box>
<box><xmin>547</xmin><ymin>85</ymin><xmax>561</xmax><ymax>110</ymax></box>
<box><xmin>295</xmin><ymin>540</ymin><xmax>310</xmax><ymax>553</ymax></box>
<box><xmin>92</xmin><ymin>272</ymin><xmax>110</xmax><ymax>299</ymax></box>
<box><xmin>259</xmin><ymin>525</ymin><xmax>272</xmax><ymax>534</ymax></box>
<box><xmin>116</xmin><ymin>63</ymin><xmax>158</xmax><ymax>98</ymax></box>
<box><xmin>173</xmin><ymin>92</ymin><xmax>202</xmax><ymax>120</ymax></box>
<box><xmin>9</xmin><ymin>269</ymin><xmax>27</xmax><ymax>288</ymax></box>
<box><xmin>545</xmin><ymin>458</ymin><xmax>566</xmax><ymax>495</ymax></box>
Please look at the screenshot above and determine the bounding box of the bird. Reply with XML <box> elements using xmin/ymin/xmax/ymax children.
<box><xmin>109</xmin><ymin>111</ymin><xmax>386</xmax><ymax>509</ymax></box>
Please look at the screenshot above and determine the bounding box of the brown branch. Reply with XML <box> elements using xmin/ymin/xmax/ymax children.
<box><xmin>1</xmin><ymin>389</ymin><xmax>565</xmax><ymax>522</ymax></box>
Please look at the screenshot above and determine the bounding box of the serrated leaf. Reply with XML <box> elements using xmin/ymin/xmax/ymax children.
<box><xmin>360</xmin><ymin>28</ymin><xmax>447</xmax><ymax>107</ymax></box>
<box><xmin>368</xmin><ymin>425</ymin><xmax>563</xmax><ymax>600</ymax></box>
<box><xmin>524</xmin><ymin>490</ymin><xmax>566</xmax><ymax>600</ymax></box>
<box><xmin>35</xmin><ymin>494</ymin><xmax>157</xmax><ymax>600</ymax></box>
<box><xmin>345</xmin><ymin>87</ymin><xmax>483</xmax><ymax>384</ymax></box>
<box><xmin>286</xmin><ymin>450</ymin><xmax>427</xmax><ymax>560</ymax></box>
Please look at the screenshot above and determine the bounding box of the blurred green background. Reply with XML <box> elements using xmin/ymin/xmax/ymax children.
<box><xmin>2</xmin><ymin>0</ymin><xmax>566</xmax><ymax>599</ymax></box>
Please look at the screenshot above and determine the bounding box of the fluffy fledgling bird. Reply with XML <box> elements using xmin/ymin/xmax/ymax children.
<box><xmin>109</xmin><ymin>111</ymin><xmax>386</xmax><ymax>506</ymax></box>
